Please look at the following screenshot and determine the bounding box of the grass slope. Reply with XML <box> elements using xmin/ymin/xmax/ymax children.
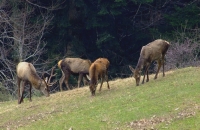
<box><xmin>1</xmin><ymin>67</ymin><xmax>200</xmax><ymax>130</ymax></box>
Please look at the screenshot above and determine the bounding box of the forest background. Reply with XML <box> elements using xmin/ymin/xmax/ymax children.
<box><xmin>0</xmin><ymin>0</ymin><xmax>200</xmax><ymax>100</ymax></box>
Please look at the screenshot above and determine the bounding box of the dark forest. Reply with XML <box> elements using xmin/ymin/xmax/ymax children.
<box><xmin>0</xmin><ymin>0</ymin><xmax>200</xmax><ymax>98</ymax></box>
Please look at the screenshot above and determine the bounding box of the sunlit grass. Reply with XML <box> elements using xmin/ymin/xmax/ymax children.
<box><xmin>0</xmin><ymin>67</ymin><xmax>200</xmax><ymax>130</ymax></box>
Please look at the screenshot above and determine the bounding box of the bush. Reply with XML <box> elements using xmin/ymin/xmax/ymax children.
<box><xmin>163</xmin><ymin>26</ymin><xmax>200</xmax><ymax>70</ymax></box>
<box><xmin>0</xmin><ymin>83</ymin><xmax>13</xmax><ymax>102</ymax></box>
<box><xmin>165</xmin><ymin>38</ymin><xmax>200</xmax><ymax>70</ymax></box>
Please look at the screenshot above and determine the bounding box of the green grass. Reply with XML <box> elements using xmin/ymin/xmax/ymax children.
<box><xmin>1</xmin><ymin>67</ymin><xmax>200</xmax><ymax>130</ymax></box>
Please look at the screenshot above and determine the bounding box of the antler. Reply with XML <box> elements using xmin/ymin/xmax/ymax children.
<box><xmin>47</xmin><ymin>66</ymin><xmax>57</xmax><ymax>86</ymax></box>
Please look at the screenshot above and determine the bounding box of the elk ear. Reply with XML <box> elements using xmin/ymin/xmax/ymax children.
<box><xmin>128</xmin><ymin>65</ymin><xmax>135</xmax><ymax>73</ymax></box>
<box><xmin>86</xmin><ymin>75</ymin><xmax>91</xmax><ymax>81</ymax></box>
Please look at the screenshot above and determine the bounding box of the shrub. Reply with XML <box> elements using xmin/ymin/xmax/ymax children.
<box><xmin>0</xmin><ymin>83</ymin><xmax>13</xmax><ymax>102</ymax></box>
<box><xmin>165</xmin><ymin>38</ymin><xmax>200</xmax><ymax>70</ymax></box>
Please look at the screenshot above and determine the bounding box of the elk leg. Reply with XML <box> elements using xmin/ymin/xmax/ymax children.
<box><xmin>142</xmin><ymin>66</ymin><xmax>148</xmax><ymax>84</ymax></box>
<box><xmin>155</xmin><ymin>60</ymin><xmax>162</xmax><ymax>79</ymax></box>
<box><xmin>162</xmin><ymin>46</ymin><xmax>168</xmax><ymax>77</ymax></box>
<box><xmin>78</xmin><ymin>73</ymin><xmax>83</xmax><ymax>88</ymax></box>
<box><xmin>83</xmin><ymin>75</ymin><xmax>89</xmax><ymax>86</ymax></box>
<box><xmin>21</xmin><ymin>81</ymin><xmax>25</xmax><ymax>103</ymax></box>
<box><xmin>105</xmin><ymin>73</ymin><xmax>110</xmax><ymax>89</ymax></box>
<box><xmin>146</xmin><ymin>65</ymin><xmax>150</xmax><ymax>82</ymax></box>
<box><xmin>17</xmin><ymin>78</ymin><xmax>21</xmax><ymax>104</ymax></box>
<box><xmin>99</xmin><ymin>76</ymin><xmax>104</xmax><ymax>91</ymax></box>
<box><xmin>162</xmin><ymin>57</ymin><xmax>165</xmax><ymax>77</ymax></box>
<box><xmin>64</xmin><ymin>72</ymin><xmax>71</xmax><ymax>90</ymax></box>
<box><xmin>142</xmin><ymin>70</ymin><xmax>145</xmax><ymax>84</ymax></box>
<box><xmin>59</xmin><ymin>70</ymin><xmax>65</xmax><ymax>91</ymax></box>
<box><xmin>19</xmin><ymin>81</ymin><xmax>25</xmax><ymax>104</ymax></box>
<box><xmin>29</xmin><ymin>83</ymin><xmax>32</xmax><ymax>102</ymax></box>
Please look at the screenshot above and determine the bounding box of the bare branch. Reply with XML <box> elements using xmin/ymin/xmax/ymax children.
<box><xmin>165</xmin><ymin>27</ymin><xmax>200</xmax><ymax>71</ymax></box>
<box><xmin>26</xmin><ymin>0</ymin><xmax>66</xmax><ymax>10</ymax></box>
<box><xmin>0</xmin><ymin>0</ymin><xmax>61</xmax><ymax>98</ymax></box>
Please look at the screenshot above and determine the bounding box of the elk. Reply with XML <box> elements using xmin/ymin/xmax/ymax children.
<box><xmin>16</xmin><ymin>62</ymin><xmax>57</xmax><ymax>104</ymax></box>
<box><xmin>129</xmin><ymin>39</ymin><xmax>170</xmax><ymax>86</ymax></box>
<box><xmin>58</xmin><ymin>58</ymin><xmax>92</xmax><ymax>91</ymax></box>
<box><xmin>88</xmin><ymin>58</ymin><xmax>110</xmax><ymax>96</ymax></box>
<box><xmin>94</xmin><ymin>58</ymin><xmax>110</xmax><ymax>69</ymax></box>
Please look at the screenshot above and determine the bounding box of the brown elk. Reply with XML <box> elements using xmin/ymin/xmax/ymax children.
<box><xmin>16</xmin><ymin>62</ymin><xmax>57</xmax><ymax>104</ymax></box>
<box><xmin>88</xmin><ymin>58</ymin><xmax>110</xmax><ymax>96</ymax></box>
<box><xmin>94</xmin><ymin>58</ymin><xmax>110</xmax><ymax>69</ymax></box>
<box><xmin>58</xmin><ymin>58</ymin><xmax>92</xmax><ymax>91</ymax></box>
<box><xmin>129</xmin><ymin>39</ymin><xmax>170</xmax><ymax>86</ymax></box>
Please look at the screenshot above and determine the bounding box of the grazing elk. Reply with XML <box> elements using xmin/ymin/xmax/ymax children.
<box><xmin>58</xmin><ymin>58</ymin><xmax>92</xmax><ymax>91</ymax></box>
<box><xmin>88</xmin><ymin>58</ymin><xmax>110</xmax><ymax>96</ymax></box>
<box><xmin>129</xmin><ymin>39</ymin><xmax>170</xmax><ymax>86</ymax></box>
<box><xmin>16</xmin><ymin>62</ymin><xmax>56</xmax><ymax>104</ymax></box>
<box><xmin>94</xmin><ymin>58</ymin><xmax>110</xmax><ymax>70</ymax></box>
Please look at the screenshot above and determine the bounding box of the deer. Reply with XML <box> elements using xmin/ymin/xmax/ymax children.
<box><xmin>58</xmin><ymin>58</ymin><xmax>92</xmax><ymax>91</ymax></box>
<box><xmin>87</xmin><ymin>58</ymin><xmax>110</xmax><ymax>96</ymax></box>
<box><xmin>129</xmin><ymin>39</ymin><xmax>170</xmax><ymax>86</ymax></box>
<box><xmin>16</xmin><ymin>62</ymin><xmax>57</xmax><ymax>104</ymax></box>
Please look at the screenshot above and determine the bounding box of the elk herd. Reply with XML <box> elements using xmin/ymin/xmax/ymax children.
<box><xmin>16</xmin><ymin>39</ymin><xmax>170</xmax><ymax>104</ymax></box>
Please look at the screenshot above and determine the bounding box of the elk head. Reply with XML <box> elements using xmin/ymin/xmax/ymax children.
<box><xmin>87</xmin><ymin>75</ymin><xmax>97</xmax><ymax>96</ymax></box>
<box><xmin>129</xmin><ymin>65</ymin><xmax>141</xmax><ymax>86</ymax></box>
<box><xmin>89</xmin><ymin>81</ymin><xmax>97</xmax><ymax>96</ymax></box>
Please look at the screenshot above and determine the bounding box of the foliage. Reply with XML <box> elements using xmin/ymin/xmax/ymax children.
<box><xmin>45</xmin><ymin>0</ymin><xmax>200</xmax><ymax>69</ymax></box>
<box><xmin>165</xmin><ymin>4</ymin><xmax>200</xmax><ymax>29</ymax></box>
<box><xmin>165</xmin><ymin>24</ymin><xmax>200</xmax><ymax>70</ymax></box>
<box><xmin>0</xmin><ymin>83</ymin><xmax>13</xmax><ymax>101</ymax></box>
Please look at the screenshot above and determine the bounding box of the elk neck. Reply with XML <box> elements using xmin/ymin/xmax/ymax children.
<box><xmin>136</xmin><ymin>56</ymin><xmax>145</xmax><ymax>71</ymax></box>
<box><xmin>29</xmin><ymin>73</ymin><xmax>43</xmax><ymax>90</ymax></box>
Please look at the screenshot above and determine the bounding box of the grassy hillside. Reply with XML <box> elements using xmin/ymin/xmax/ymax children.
<box><xmin>1</xmin><ymin>67</ymin><xmax>200</xmax><ymax>130</ymax></box>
